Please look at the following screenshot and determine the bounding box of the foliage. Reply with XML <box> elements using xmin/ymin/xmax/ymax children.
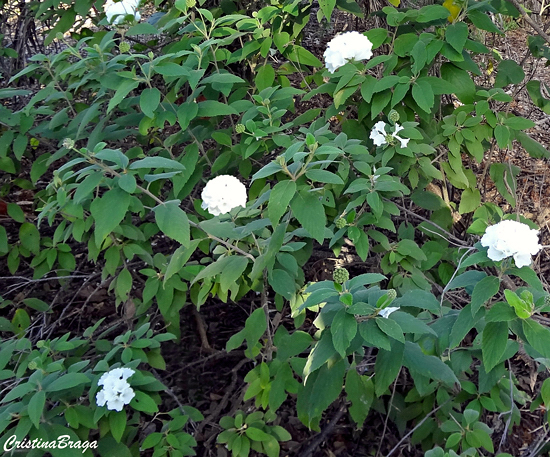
<box><xmin>1</xmin><ymin>0</ymin><xmax>550</xmax><ymax>455</ymax></box>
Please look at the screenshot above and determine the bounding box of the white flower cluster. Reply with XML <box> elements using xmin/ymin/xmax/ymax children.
<box><xmin>370</xmin><ymin>121</ymin><xmax>410</xmax><ymax>149</ymax></box>
<box><xmin>104</xmin><ymin>0</ymin><xmax>141</xmax><ymax>25</ymax></box>
<box><xmin>201</xmin><ymin>175</ymin><xmax>247</xmax><ymax>216</ymax></box>
<box><xmin>96</xmin><ymin>368</ymin><xmax>135</xmax><ymax>411</ymax></box>
<box><xmin>324</xmin><ymin>31</ymin><xmax>373</xmax><ymax>74</ymax></box>
<box><xmin>480</xmin><ymin>220</ymin><xmax>541</xmax><ymax>268</ymax></box>
<box><xmin>379</xmin><ymin>307</ymin><xmax>399</xmax><ymax>318</ymax></box>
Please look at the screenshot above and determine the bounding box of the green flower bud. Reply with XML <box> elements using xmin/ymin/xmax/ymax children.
<box><xmin>545</xmin><ymin>295</ymin><xmax>550</xmax><ymax>308</ymax></box>
<box><xmin>235</xmin><ymin>124</ymin><xmax>246</xmax><ymax>134</ymax></box>
<box><xmin>56</xmin><ymin>32</ymin><xmax>64</xmax><ymax>41</ymax></box>
<box><xmin>27</xmin><ymin>361</ymin><xmax>38</xmax><ymax>370</ymax></box>
<box><xmin>335</xmin><ymin>218</ymin><xmax>347</xmax><ymax>229</ymax></box>
<box><xmin>36</xmin><ymin>340</ymin><xmax>45</xmax><ymax>348</ymax></box>
<box><xmin>333</xmin><ymin>267</ymin><xmax>349</xmax><ymax>284</ymax></box>
<box><xmin>119</xmin><ymin>41</ymin><xmax>131</xmax><ymax>53</ymax></box>
<box><xmin>62</xmin><ymin>138</ymin><xmax>75</xmax><ymax>149</ymax></box>
<box><xmin>388</xmin><ymin>109</ymin><xmax>400</xmax><ymax>124</ymax></box>
<box><xmin>186</xmin><ymin>0</ymin><xmax>196</xmax><ymax>7</ymax></box>
<box><xmin>275</xmin><ymin>156</ymin><xmax>286</xmax><ymax>166</ymax></box>
<box><xmin>386</xmin><ymin>289</ymin><xmax>397</xmax><ymax>301</ymax></box>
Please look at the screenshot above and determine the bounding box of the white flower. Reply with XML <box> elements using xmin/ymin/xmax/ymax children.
<box><xmin>369</xmin><ymin>121</ymin><xmax>409</xmax><ymax>149</ymax></box>
<box><xmin>370</xmin><ymin>121</ymin><xmax>387</xmax><ymax>146</ymax></box>
<box><xmin>104</xmin><ymin>0</ymin><xmax>141</xmax><ymax>25</ymax></box>
<box><xmin>201</xmin><ymin>175</ymin><xmax>247</xmax><ymax>216</ymax></box>
<box><xmin>379</xmin><ymin>307</ymin><xmax>399</xmax><ymax>318</ymax></box>
<box><xmin>480</xmin><ymin>220</ymin><xmax>541</xmax><ymax>268</ymax></box>
<box><xmin>96</xmin><ymin>368</ymin><xmax>136</xmax><ymax>411</ymax></box>
<box><xmin>392</xmin><ymin>124</ymin><xmax>410</xmax><ymax>148</ymax></box>
<box><xmin>324</xmin><ymin>31</ymin><xmax>373</xmax><ymax>74</ymax></box>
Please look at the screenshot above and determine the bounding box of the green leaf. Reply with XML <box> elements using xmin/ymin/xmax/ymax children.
<box><xmin>359</xmin><ymin>319</ymin><xmax>391</xmax><ymax>350</ymax></box>
<box><xmin>197</xmin><ymin>100</ymin><xmax>238</xmax><ymax>117</ymax></box>
<box><xmin>522</xmin><ymin>319</ymin><xmax>550</xmax><ymax>358</ymax></box>
<box><xmin>164</xmin><ymin>241</ymin><xmax>200</xmax><ymax>285</ymax></box>
<box><xmin>129</xmin><ymin>157</ymin><xmax>185</xmax><ymax>170</ymax></box>
<box><xmin>108</xmin><ymin>79</ymin><xmax>139</xmax><ymax>114</ymax></box>
<box><xmin>348</xmin><ymin>226</ymin><xmax>369</xmax><ymax>261</ymax></box>
<box><xmin>503</xmin><ymin>116</ymin><xmax>535</xmax><ymax>130</ymax></box>
<box><xmin>449</xmin><ymin>303</ymin><xmax>484</xmax><ymax>349</ymax></box>
<box><xmin>28</xmin><ymin>390</ymin><xmax>45</xmax><ymax>428</ymax></box>
<box><xmin>376</xmin><ymin>317</ymin><xmax>404</xmax><ymax>343</ymax></box>
<box><xmin>268</xmin><ymin>180</ymin><xmax>296</xmax><ymax>226</ymax></box>
<box><xmin>140</xmin><ymin>88</ymin><xmax>161</xmax><ymax>118</ymax></box>
<box><xmin>504</xmin><ymin>289</ymin><xmax>531</xmax><ymax>319</ymax></box>
<box><xmin>468</xmin><ymin>9</ymin><xmax>502</xmax><ymax>33</ymax></box>
<box><xmin>297</xmin><ymin>359</ymin><xmax>346</xmax><ymax>430</ymax></box>
<box><xmin>305</xmin><ymin>169</ymin><xmax>344</xmax><ymax>185</ymax></box>
<box><xmin>482</xmin><ymin>321</ymin><xmax>508</xmax><ymax>372</ymax></box>
<box><xmin>7</xmin><ymin>203</ymin><xmax>25</xmax><ymax>222</ymax></box>
<box><xmin>445</xmin><ymin>22</ymin><xmax>469</xmax><ymax>53</ymax></box>
<box><xmin>459</xmin><ymin>188</ymin><xmax>481</xmax><ymax>214</ymax></box>
<box><xmin>127</xmin><ymin>22</ymin><xmax>159</xmax><ymax>36</ymax></box>
<box><xmin>245</xmin><ymin>427</ymin><xmax>271</xmax><ymax>442</ymax></box>
<box><xmin>90</xmin><ymin>188</ymin><xmax>130</xmax><ymax>246</ymax></box>
<box><xmin>19</xmin><ymin>222</ymin><xmax>40</xmax><ymax>255</ymax></box>
<box><xmin>45</xmin><ymin>373</ymin><xmax>90</xmax><ymax>392</ymax></box>
<box><xmin>374</xmin><ymin>340</ymin><xmax>404</xmax><ymax>396</ymax></box>
<box><xmin>404</xmin><ymin>341</ymin><xmax>459</xmax><ymax>387</ymax></box>
<box><xmin>494</xmin><ymin>59</ymin><xmax>525</xmax><ymax>88</ymax></box>
<box><xmin>412</xmin><ymin>81</ymin><xmax>434</xmax><ymax>113</ymax></box>
<box><xmin>471</xmin><ymin>276</ymin><xmax>500</xmax><ymax>315</ymax></box>
<box><xmin>485</xmin><ymin>302</ymin><xmax>517</xmax><ymax>322</ymax></box>
<box><xmin>303</xmin><ymin>330</ymin><xmax>337</xmax><ymax>378</ymax></box>
<box><xmin>345</xmin><ymin>370</ymin><xmax>374</xmax><ymax>426</ymax></box>
<box><xmin>290</xmin><ymin>191</ymin><xmax>326</xmax><ymax>244</ymax></box>
<box><xmin>286</xmin><ymin>45</ymin><xmax>322</xmax><ymax>67</ymax></box>
<box><xmin>494</xmin><ymin>124</ymin><xmax>510</xmax><ymax>148</ymax></box>
<box><xmin>220</xmin><ymin>256</ymin><xmax>249</xmax><ymax>292</ymax></box>
<box><xmin>331</xmin><ymin>308</ymin><xmax>357</xmax><ymax>357</ymax></box>
<box><xmin>440</xmin><ymin>63</ymin><xmax>476</xmax><ymax>104</ymax></box>
<box><xmin>153</xmin><ymin>201</ymin><xmax>190</xmax><ymax>248</ymax></box>
<box><xmin>526</xmin><ymin>80</ymin><xmax>550</xmax><ymax>115</ymax></box>
<box><xmin>269</xmin><ymin>269</ymin><xmax>295</xmax><ymax>299</ymax></box>
<box><xmin>177</xmin><ymin>101</ymin><xmax>199</xmax><ymax>130</ymax></box>
<box><xmin>11</xmin><ymin>308</ymin><xmax>30</xmax><ymax>337</ymax></box>
<box><xmin>541</xmin><ymin>378</ymin><xmax>550</xmax><ymax>407</ymax></box>
<box><xmin>130</xmin><ymin>391</ymin><xmax>158</xmax><ymax>413</ymax></box>
<box><xmin>256</xmin><ymin>64</ymin><xmax>275</xmax><ymax>92</ymax></box>
<box><xmin>319</xmin><ymin>0</ymin><xmax>336</xmax><ymax>20</ymax></box>
<box><xmin>243</xmin><ymin>308</ymin><xmax>267</xmax><ymax>348</ymax></box>
<box><xmin>109</xmin><ymin>410</ymin><xmax>127</xmax><ymax>443</ymax></box>
<box><xmin>516</xmin><ymin>131</ymin><xmax>550</xmax><ymax>159</ymax></box>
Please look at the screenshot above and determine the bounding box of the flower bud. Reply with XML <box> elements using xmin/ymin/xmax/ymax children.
<box><xmin>62</xmin><ymin>138</ymin><xmax>75</xmax><ymax>149</ymax></box>
<box><xmin>333</xmin><ymin>267</ymin><xmax>349</xmax><ymax>284</ymax></box>
<box><xmin>119</xmin><ymin>41</ymin><xmax>131</xmax><ymax>53</ymax></box>
<box><xmin>56</xmin><ymin>32</ymin><xmax>64</xmax><ymax>41</ymax></box>
<box><xmin>275</xmin><ymin>156</ymin><xmax>286</xmax><ymax>166</ymax></box>
<box><xmin>186</xmin><ymin>0</ymin><xmax>196</xmax><ymax>7</ymax></box>
<box><xmin>335</xmin><ymin>218</ymin><xmax>347</xmax><ymax>229</ymax></box>
<box><xmin>36</xmin><ymin>340</ymin><xmax>45</xmax><ymax>348</ymax></box>
<box><xmin>235</xmin><ymin>124</ymin><xmax>246</xmax><ymax>134</ymax></box>
<box><xmin>388</xmin><ymin>109</ymin><xmax>400</xmax><ymax>123</ymax></box>
<box><xmin>545</xmin><ymin>295</ymin><xmax>550</xmax><ymax>308</ymax></box>
<box><xmin>386</xmin><ymin>289</ymin><xmax>397</xmax><ymax>301</ymax></box>
<box><xmin>27</xmin><ymin>361</ymin><xmax>38</xmax><ymax>370</ymax></box>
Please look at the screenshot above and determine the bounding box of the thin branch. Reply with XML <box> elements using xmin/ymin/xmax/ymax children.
<box><xmin>508</xmin><ymin>0</ymin><xmax>550</xmax><ymax>44</ymax></box>
<box><xmin>386</xmin><ymin>398</ymin><xmax>452</xmax><ymax>457</ymax></box>
<box><xmin>301</xmin><ymin>402</ymin><xmax>348</xmax><ymax>457</ymax></box>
